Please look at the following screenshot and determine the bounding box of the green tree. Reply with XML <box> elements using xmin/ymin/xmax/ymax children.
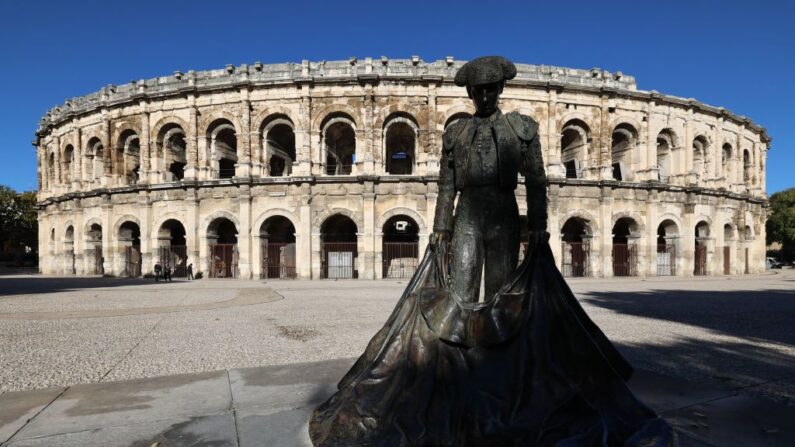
<box><xmin>766</xmin><ymin>187</ymin><xmax>795</xmax><ymax>261</ymax></box>
<box><xmin>0</xmin><ymin>185</ymin><xmax>38</xmax><ymax>254</ymax></box>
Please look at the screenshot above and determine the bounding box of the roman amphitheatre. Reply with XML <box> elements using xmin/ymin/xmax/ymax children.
<box><xmin>34</xmin><ymin>57</ymin><xmax>769</xmax><ymax>280</ymax></box>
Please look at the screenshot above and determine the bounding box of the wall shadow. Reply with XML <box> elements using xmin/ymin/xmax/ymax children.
<box><xmin>0</xmin><ymin>276</ymin><xmax>164</xmax><ymax>296</ymax></box>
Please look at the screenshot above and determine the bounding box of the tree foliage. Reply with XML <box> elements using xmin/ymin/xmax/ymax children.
<box><xmin>0</xmin><ymin>185</ymin><xmax>38</xmax><ymax>252</ymax></box>
<box><xmin>766</xmin><ymin>187</ymin><xmax>795</xmax><ymax>260</ymax></box>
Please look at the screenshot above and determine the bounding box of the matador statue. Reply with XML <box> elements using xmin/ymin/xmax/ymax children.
<box><xmin>309</xmin><ymin>56</ymin><xmax>677</xmax><ymax>447</ymax></box>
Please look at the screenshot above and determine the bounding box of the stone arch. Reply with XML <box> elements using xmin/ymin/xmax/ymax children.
<box><xmin>561</xmin><ymin>209</ymin><xmax>600</xmax><ymax>236</ymax></box>
<box><xmin>557</xmin><ymin>112</ymin><xmax>593</xmax><ymax>133</ymax></box>
<box><xmin>320</xmin><ymin>113</ymin><xmax>357</xmax><ymax>175</ymax></box>
<box><xmin>202</xmin><ymin>210</ymin><xmax>241</xmax><ymax>234</ymax></box>
<box><xmin>611</xmin><ymin>211</ymin><xmax>645</xmax><ymax>235</ymax></box>
<box><xmin>260</xmin><ymin>114</ymin><xmax>296</xmax><ymax>176</ymax></box>
<box><xmin>722</xmin><ymin>221</ymin><xmax>736</xmax><ymax>241</ymax></box>
<box><xmin>608</xmin><ymin>116</ymin><xmax>643</xmax><ymax>136</ymax></box>
<box><xmin>150</xmin><ymin>115</ymin><xmax>190</xmax><ymax>143</ymax></box>
<box><xmin>113</xmin><ymin>215</ymin><xmax>142</xmax><ymax>240</ymax></box>
<box><xmin>375</xmin><ymin>105</ymin><xmax>422</xmax><ymax>130</ymax></box>
<box><xmin>253</xmin><ymin>106</ymin><xmax>299</xmax><ymax>132</ymax></box>
<box><xmin>199</xmin><ymin>110</ymin><xmax>242</xmax><ymax>138</ymax></box>
<box><xmin>253</xmin><ymin>209</ymin><xmax>301</xmax><ymax>237</ymax></box>
<box><xmin>152</xmin><ymin>213</ymin><xmax>187</xmax><ymax>237</ymax></box>
<box><xmin>83</xmin><ymin>217</ymin><xmax>103</xmax><ymax>238</ymax></box>
<box><xmin>376</xmin><ymin>207</ymin><xmax>428</xmax><ymax>235</ymax></box>
<box><xmin>64</xmin><ymin>222</ymin><xmax>75</xmax><ymax>241</ymax></box>
<box><xmin>111</xmin><ymin>121</ymin><xmax>142</xmax><ymax>147</ymax></box>
<box><xmin>383</xmin><ymin>113</ymin><xmax>419</xmax><ymax>175</ymax></box>
<box><xmin>656</xmin><ymin>128</ymin><xmax>678</xmax><ymax>179</ymax></box>
<box><xmin>312</xmin><ymin>104</ymin><xmax>364</xmax><ymax>132</ymax></box>
<box><xmin>313</xmin><ymin>207</ymin><xmax>364</xmax><ymax>233</ymax></box>
<box><xmin>610</xmin><ymin>122</ymin><xmax>639</xmax><ymax>181</ymax></box>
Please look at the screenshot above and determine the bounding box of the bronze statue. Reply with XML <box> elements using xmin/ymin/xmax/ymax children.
<box><xmin>309</xmin><ymin>56</ymin><xmax>676</xmax><ymax>446</ymax></box>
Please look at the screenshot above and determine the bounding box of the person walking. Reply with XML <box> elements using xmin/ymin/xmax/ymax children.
<box><xmin>187</xmin><ymin>263</ymin><xmax>194</xmax><ymax>280</ymax></box>
<box><xmin>154</xmin><ymin>261</ymin><xmax>162</xmax><ymax>282</ymax></box>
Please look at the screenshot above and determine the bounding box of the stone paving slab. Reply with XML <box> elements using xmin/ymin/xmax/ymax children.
<box><xmin>2</xmin><ymin>358</ymin><xmax>795</xmax><ymax>446</ymax></box>
<box><xmin>0</xmin><ymin>387</ymin><xmax>65</xmax><ymax>442</ymax></box>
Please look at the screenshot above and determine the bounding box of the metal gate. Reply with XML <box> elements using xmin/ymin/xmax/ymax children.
<box><xmin>158</xmin><ymin>246</ymin><xmax>188</xmax><ymax>277</ymax></box>
<box><xmin>694</xmin><ymin>244</ymin><xmax>708</xmax><ymax>276</ymax></box>
<box><xmin>612</xmin><ymin>244</ymin><xmax>637</xmax><ymax>277</ymax></box>
<box><xmin>382</xmin><ymin>242</ymin><xmax>419</xmax><ymax>278</ymax></box>
<box><xmin>92</xmin><ymin>246</ymin><xmax>104</xmax><ymax>275</ymax></box>
<box><xmin>209</xmin><ymin>244</ymin><xmax>238</xmax><ymax>278</ymax></box>
<box><xmin>723</xmin><ymin>246</ymin><xmax>731</xmax><ymax>275</ymax></box>
<box><xmin>123</xmin><ymin>246</ymin><xmax>142</xmax><ymax>277</ymax></box>
<box><xmin>657</xmin><ymin>244</ymin><xmax>675</xmax><ymax>276</ymax></box>
<box><xmin>261</xmin><ymin>242</ymin><xmax>297</xmax><ymax>278</ymax></box>
<box><xmin>322</xmin><ymin>242</ymin><xmax>357</xmax><ymax>279</ymax></box>
<box><xmin>562</xmin><ymin>241</ymin><xmax>589</xmax><ymax>277</ymax></box>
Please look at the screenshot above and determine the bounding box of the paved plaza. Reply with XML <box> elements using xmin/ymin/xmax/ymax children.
<box><xmin>1</xmin><ymin>270</ymin><xmax>794</xmax><ymax>445</ymax></box>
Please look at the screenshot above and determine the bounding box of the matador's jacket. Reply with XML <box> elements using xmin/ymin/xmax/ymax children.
<box><xmin>434</xmin><ymin>109</ymin><xmax>548</xmax><ymax>233</ymax></box>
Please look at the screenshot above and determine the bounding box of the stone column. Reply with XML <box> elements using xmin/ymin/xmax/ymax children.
<box><xmin>684</xmin><ymin>110</ymin><xmax>695</xmax><ymax>184</ymax></box>
<box><xmin>546</xmin><ymin>90</ymin><xmax>564</xmax><ymax>178</ymax></box>
<box><xmin>139</xmin><ymin>191</ymin><xmax>152</xmax><ymax>275</ymax></box>
<box><xmin>547</xmin><ymin>183</ymin><xmax>562</xmax><ymax>265</ymax></box>
<box><xmin>645</xmin><ymin>102</ymin><xmax>658</xmax><ymax>181</ymax></box>
<box><xmin>599</xmin><ymin>186</ymin><xmax>612</xmax><ymax>277</ymax></box>
<box><xmin>102</xmin><ymin>116</ymin><xmax>113</xmax><ymax>186</ymax></box>
<box><xmin>140</xmin><ymin>109</ymin><xmax>151</xmax><ymax>185</ymax></box>
<box><xmin>682</xmin><ymin>200</ymin><xmax>696</xmax><ymax>277</ymax></box>
<box><xmin>362</xmin><ymin>188</ymin><xmax>376</xmax><ymax>279</ymax></box>
<box><xmin>297</xmin><ymin>186</ymin><xmax>312</xmax><ymax>279</ymax></box>
<box><xmin>646</xmin><ymin>193</ymin><xmax>657</xmax><ymax>276</ymax></box>
<box><xmin>185</xmin><ymin>101</ymin><xmax>199</xmax><ymax>180</ymax></box>
<box><xmin>101</xmin><ymin>198</ymin><xmax>113</xmax><ymax>275</ymax></box>
<box><xmin>597</xmin><ymin>97</ymin><xmax>611</xmax><ymax>180</ymax></box>
<box><xmin>238</xmin><ymin>185</ymin><xmax>252</xmax><ymax>278</ymax></box>
<box><xmin>185</xmin><ymin>187</ymin><xmax>200</xmax><ymax>276</ymax></box>
<box><xmin>237</xmin><ymin>98</ymin><xmax>252</xmax><ymax>178</ymax></box>
<box><xmin>52</xmin><ymin>135</ymin><xmax>61</xmax><ymax>193</ymax></box>
<box><xmin>294</xmin><ymin>84</ymin><xmax>312</xmax><ymax>176</ymax></box>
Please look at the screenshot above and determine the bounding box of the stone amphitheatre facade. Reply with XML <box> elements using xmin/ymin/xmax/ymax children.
<box><xmin>35</xmin><ymin>57</ymin><xmax>770</xmax><ymax>280</ymax></box>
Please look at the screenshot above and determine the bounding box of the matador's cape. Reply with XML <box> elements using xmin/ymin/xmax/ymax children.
<box><xmin>309</xmin><ymin>234</ymin><xmax>676</xmax><ymax>446</ymax></box>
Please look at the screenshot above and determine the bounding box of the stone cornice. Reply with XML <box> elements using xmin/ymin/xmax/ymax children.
<box><xmin>37</xmin><ymin>176</ymin><xmax>767</xmax><ymax>208</ymax></box>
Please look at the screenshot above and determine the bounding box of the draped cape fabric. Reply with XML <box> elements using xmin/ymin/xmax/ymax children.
<box><xmin>309</xmin><ymin>235</ymin><xmax>675</xmax><ymax>446</ymax></box>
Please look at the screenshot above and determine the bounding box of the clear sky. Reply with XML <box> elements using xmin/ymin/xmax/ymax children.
<box><xmin>0</xmin><ymin>0</ymin><xmax>792</xmax><ymax>194</ymax></box>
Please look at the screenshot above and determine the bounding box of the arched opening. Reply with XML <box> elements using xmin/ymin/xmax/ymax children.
<box><xmin>63</xmin><ymin>145</ymin><xmax>74</xmax><ymax>184</ymax></box>
<box><xmin>208</xmin><ymin>119</ymin><xmax>237</xmax><ymax>179</ymax></box>
<box><xmin>743</xmin><ymin>149</ymin><xmax>752</xmax><ymax>185</ymax></box>
<box><xmin>265</xmin><ymin>122</ymin><xmax>296</xmax><ymax>177</ymax></box>
<box><xmin>611</xmin><ymin>123</ymin><xmax>637</xmax><ymax>181</ymax></box>
<box><xmin>207</xmin><ymin>217</ymin><xmax>238</xmax><ymax>278</ymax></box>
<box><xmin>384</xmin><ymin>119</ymin><xmax>416</xmax><ymax>175</ymax></box>
<box><xmin>158</xmin><ymin>219</ymin><xmax>188</xmax><ymax>277</ymax></box>
<box><xmin>118</xmin><ymin>221</ymin><xmax>141</xmax><ymax>277</ymax></box>
<box><xmin>382</xmin><ymin>215</ymin><xmax>419</xmax><ymax>278</ymax></box>
<box><xmin>117</xmin><ymin>130</ymin><xmax>141</xmax><ymax>185</ymax></box>
<box><xmin>323</xmin><ymin>118</ymin><xmax>355</xmax><ymax>175</ymax></box>
<box><xmin>656</xmin><ymin>130</ymin><xmax>675</xmax><ymax>182</ymax></box>
<box><xmin>86</xmin><ymin>138</ymin><xmax>104</xmax><ymax>183</ymax></box>
<box><xmin>321</xmin><ymin>214</ymin><xmax>358</xmax><ymax>279</ymax></box>
<box><xmin>692</xmin><ymin>136</ymin><xmax>708</xmax><ymax>180</ymax></box>
<box><xmin>159</xmin><ymin>123</ymin><xmax>187</xmax><ymax>181</ymax></box>
<box><xmin>86</xmin><ymin>223</ymin><xmax>103</xmax><ymax>275</ymax></box>
<box><xmin>656</xmin><ymin>220</ymin><xmax>679</xmax><ymax>276</ymax></box>
<box><xmin>64</xmin><ymin>225</ymin><xmax>75</xmax><ymax>274</ymax></box>
<box><xmin>721</xmin><ymin>143</ymin><xmax>732</xmax><ymax>179</ymax></box>
<box><xmin>47</xmin><ymin>153</ymin><xmax>55</xmax><ymax>185</ymax></box>
<box><xmin>694</xmin><ymin>220</ymin><xmax>710</xmax><ymax>276</ymax></box>
<box><xmin>444</xmin><ymin>112</ymin><xmax>472</xmax><ymax>130</ymax></box>
<box><xmin>561</xmin><ymin>217</ymin><xmax>591</xmax><ymax>277</ymax></box>
<box><xmin>260</xmin><ymin>216</ymin><xmax>296</xmax><ymax>278</ymax></box>
<box><xmin>723</xmin><ymin>223</ymin><xmax>734</xmax><ymax>275</ymax></box>
<box><xmin>561</xmin><ymin>119</ymin><xmax>590</xmax><ymax>179</ymax></box>
<box><xmin>612</xmin><ymin>217</ymin><xmax>639</xmax><ymax>276</ymax></box>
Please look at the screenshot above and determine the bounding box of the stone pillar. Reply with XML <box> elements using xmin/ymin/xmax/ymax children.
<box><xmin>599</xmin><ymin>186</ymin><xmax>612</xmax><ymax>277</ymax></box>
<box><xmin>295</xmin><ymin>83</ymin><xmax>312</xmax><ymax>176</ymax></box>
<box><xmin>52</xmin><ymin>135</ymin><xmax>61</xmax><ymax>193</ymax></box>
<box><xmin>298</xmin><ymin>187</ymin><xmax>312</xmax><ymax>279</ymax></box>
<box><xmin>547</xmin><ymin>183</ymin><xmax>562</xmax><ymax>265</ymax></box>
<box><xmin>139</xmin><ymin>191</ymin><xmax>152</xmax><ymax>276</ymax></box>
<box><xmin>102</xmin><ymin>116</ymin><xmax>113</xmax><ymax>186</ymax></box>
<box><xmin>546</xmin><ymin>90</ymin><xmax>564</xmax><ymax>178</ymax></box>
<box><xmin>73</xmin><ymin>129</ymin><xmax>83</xmax><ymax>190</ymax></box>
<box><xmin>185</xmin><ymin>101</ymin><xmax>199</xmax><ymax>180</ymax></box>
<box><xmin>362</xmin><ymin>189</ymin><xmax>376</xmax><ymax>279</ymax></box>
<box><xmin>684</xmin><ymin>111</ymin><xmax>695</xmax><ymax>184</ymax></box>
<box><xmin>597</xmin><ymin>96</ymin><xmax>611</xmax><ymax>180</ymax></box>
<box><xmin>101</xmin><ymin>199</ymin><xmax>112</xmax><ymax>275</ymax></box>
<box><xmin>646</xmin><ymin>194</ymin><xmax>657</xmax><ymax>276</ymax></box>
<box><xmin>237</xmin><ymin>98</ymin><xmax>252</xmax><ymax>178</ymax></box>
<box><xmin>238</xmin><ymin>185</ymin><xmax>252</xmax><ymax>278</ymax></box>
<box><xmin>185</xmin><ymin>187</ymin><xmax>200</xmax><ymax>276</ymax></box>
<box><xmin>645</xmin><ymin>102</ymin><xmax>658</xmax><ymax>181</ymax></box>
<box><xmin>140</xmin><ymin>108</ymin><xmax>151</xmax><ymax>185</ymax></box>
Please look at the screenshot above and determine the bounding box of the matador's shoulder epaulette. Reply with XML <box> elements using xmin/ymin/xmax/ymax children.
<box><xmin>505</xmin><ymin>112</ymin><xmax>538</xmax><ymax>142</ymax></box>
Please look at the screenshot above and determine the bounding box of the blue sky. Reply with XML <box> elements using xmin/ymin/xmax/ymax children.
<box><xmin>0</xmin><ymin>0</ymin><xmax>792</xmax><ymax>194</ymax></box>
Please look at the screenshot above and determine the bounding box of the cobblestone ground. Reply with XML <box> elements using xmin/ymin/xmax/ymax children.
<box><xmin>1</xmin><ymin>270</ymin><xmax>793</xmax><ymax>406</ymax></box>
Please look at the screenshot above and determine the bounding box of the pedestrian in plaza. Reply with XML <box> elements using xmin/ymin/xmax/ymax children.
<box><xmin>187</xmin><ymin>263</ymin><xmax>194</xmax><ymax>280</ymax></box>
<box><xmin>154</xmin><ymin>261</ymin><xmax>162</xmax><ymax>282</ymax></box>
<box><xmin>164</xmin><ymin>265</ymin><xmax>172</xmax><ymax>282</ymax></box>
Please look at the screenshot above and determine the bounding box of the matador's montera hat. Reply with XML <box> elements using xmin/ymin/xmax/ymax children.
<box><xmin>454</xmin><ymin>56</ymin><xmax>517</xmax><ymax>87</ymax></box>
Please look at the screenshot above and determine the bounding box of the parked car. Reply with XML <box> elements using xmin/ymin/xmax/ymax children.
<box><xmin>767</xmin><ymin>257</ymin><xmax>784</xmax><ymax>269</ymax></box>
